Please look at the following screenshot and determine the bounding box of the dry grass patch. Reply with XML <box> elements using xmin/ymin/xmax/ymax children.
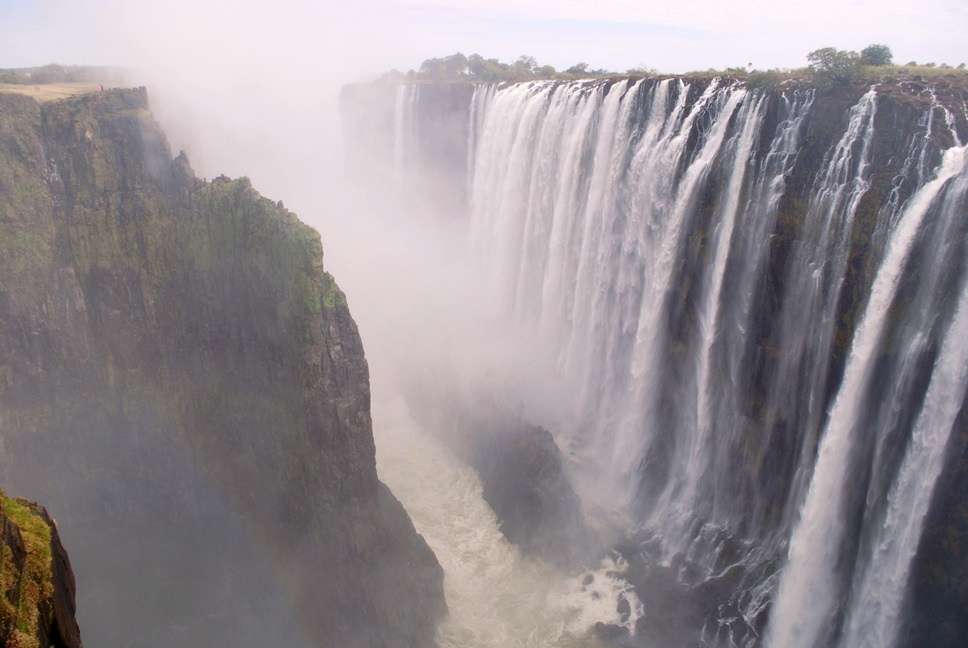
<box><xmin>0</xmin><ymin>82</ymin><xmax>107</xmax><ymax>102</ymax></box>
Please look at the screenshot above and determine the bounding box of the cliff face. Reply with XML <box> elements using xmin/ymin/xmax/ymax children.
<box><xmin>0</xmin><ymin>88</ymin><xmax>444</xmax><ymax>647</ymax></box>
<box><xmin>0</xmin><ymin>491</ymin><xmax>81</xmax><ymax>648</ymax></box>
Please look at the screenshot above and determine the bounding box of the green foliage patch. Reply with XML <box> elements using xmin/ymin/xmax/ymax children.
<box><xmin>0</xmin><ymin>492</ymin><xmax>53</xmax><ymax>648</ymax></box>
<box><xmin>385</xmin><ymin>45</ymin><xmax>966</xmax><ymax>90</ymax></box>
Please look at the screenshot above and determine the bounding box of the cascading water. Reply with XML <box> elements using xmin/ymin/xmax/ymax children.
<box><xmin>393</xmin><ymin>83</ymin><xmax>418</xmax><ymax>190</ymax></box>
<box><xmin>368</xmin><ymin>76</ymin><xmax>968</xmax><ymax>647</ymax></box>
<box><xmin>764</xmin><ymin>140</ymin><xmax>968</xmax><ymax>648</ymax></box>
<box><xmin>466</xmin><ymin>78</ymin><xmax>832</xmax><ymax>545</ymax></box>
<box><xmin>838</xmin><ymin>147</ymin><xmax>968</xmax><ymax>648</ymax></box>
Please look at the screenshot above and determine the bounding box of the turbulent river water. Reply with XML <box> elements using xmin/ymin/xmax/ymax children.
<box><xmin>374</xmin><ymin>393</ymin><xmax>642</xmax><ymax>648</ymax></box>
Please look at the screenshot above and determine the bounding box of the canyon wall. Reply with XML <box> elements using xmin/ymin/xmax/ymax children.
<box><xmin>0</xmin><ymin>87</ymin><xmax>445</xmax><ymax>647</ymax></box>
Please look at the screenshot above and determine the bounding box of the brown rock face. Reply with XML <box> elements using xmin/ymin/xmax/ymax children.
<box><xmin>0</xmin><ymin>88</ymin><xmax>444</xmax><ymax>647</ymax></box>
<box><xmin>0</xmin><ymin>493</ymin><xmax>81</xmax><ymax>648</ymax></box>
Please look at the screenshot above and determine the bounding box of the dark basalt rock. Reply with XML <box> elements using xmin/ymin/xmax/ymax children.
<box><xmin>462</xmin><ymin>417</ymin><xmax>591</xmax><ymax>567</ymax></box>
<box><xmin>593</xmin><ymin>621</ymin><xmax>629</xmax><ymax>642</ymax></box>
<box><xmin>901</xmin><ymin>403</ymin><xmax>968</xmax><ymax>647</ymax></box>
<box><xmin>0</xmin><ymin>88</ymin><xmax>444</xmax><ymax>647</ymax></box>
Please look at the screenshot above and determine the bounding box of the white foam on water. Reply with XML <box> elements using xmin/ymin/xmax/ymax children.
<box><xmin>373</xmin><ymin>394</ymin><xmax>646</xmax><ymax>648</ymax></box>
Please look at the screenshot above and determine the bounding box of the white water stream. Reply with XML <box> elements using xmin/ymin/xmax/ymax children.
<box><xmin>374</xmin><ymin>394</ymin><xmax>644</xmax><ymax>648</ymax></box>
<box><xmin>766</xmin><ymin>145</ymin><xmax>968</xmax><ymax>648</ymax></box>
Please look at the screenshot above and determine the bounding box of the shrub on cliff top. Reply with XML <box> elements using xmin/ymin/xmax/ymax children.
<box><xmin>860</xmin><ymin>44</ymin><xmax>893</xmax><ymax>66</ymax></box>
<box><xmin>807</xmin><ymin>47</ymin><xmax>862</xmax><ymax>84</ymax></box>
<box><xmin>411</xmin><ymin>53</ymin><xmax>614</xmax><ymax>81</ymax></box>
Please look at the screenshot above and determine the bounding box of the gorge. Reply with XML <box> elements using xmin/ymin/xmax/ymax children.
<box><xmin>0</xmin><ymin>87</ymin><xmax>444</xmax><ymax>648</ymax></box>
<box><xmin>341</xmin><ymin>74</ymin><xmax>968</xmax><ymax>648</ymax></box>
<box><xmin>1</xmin><ymin>46</ymin><xmax>968</xmax><ymax>648</ymax></box>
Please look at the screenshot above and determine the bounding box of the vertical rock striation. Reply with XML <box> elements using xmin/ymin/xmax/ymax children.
<box><xmin>0</xmin><ymin>88</ymin><xmax>444</xmax><ymax>647</ymax></box>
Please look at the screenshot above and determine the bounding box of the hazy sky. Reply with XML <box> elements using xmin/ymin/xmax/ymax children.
<box><xmin>3</xmin><ymin>0</ymin><xmax>964</xmax><ymax>215</ymax></box>
<box><xmin>2</xmin><ymin>0</ymin><xmax>966</xmax><ymax>75</ymax></box>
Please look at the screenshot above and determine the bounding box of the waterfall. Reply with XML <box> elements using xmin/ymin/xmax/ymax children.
<box><xmin>376</xmin><ymin>75</ymin><xmax>968</xmax><ymax>646</ymax></box>
<box><xmin>678</xmin><ymin>93</ymin><xmax>764</xmax><ymax>539</ymax></box>
<box><xmin>393</xmin><ymin>83</ymin><xmax>417</xmax><ymax>190</ymax></box>
<box><xmin>634</xmin><ymin>85</ymin><xmax>753</xmax><ymax>544</ymax></box>
<box><xmin>466</xmin><ymin>83</ymin><xmax>495</xmax><ymax>192</ymax></box>
<box><xmin>837</xmin><ymin>147</ymin><xmax>968</xmax><ymax>648</ymax></box>
<box><xmin>765</xmin><ymin>144</ymin><xmax>968</xmax><ymax>648</ymax></box>
<box><xmin>465</xmin><ymin>78</ymin><xmax>825</xmax><ymax>537</ymax></box>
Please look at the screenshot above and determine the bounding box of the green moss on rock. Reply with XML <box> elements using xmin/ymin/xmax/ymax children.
<box><xmin>0</xmin><ymin>87</ymin><xmax>443</xmax><ymax>648</ymax></box>
<box><xmin>320</xmin><ymin>272</ymin><xmax>347</xmax><ymax>309</ymax></box>
<box><xmin>0</xmin><ymin>492</ymin><xmax>54</xmax><ymax>648</ymax></box>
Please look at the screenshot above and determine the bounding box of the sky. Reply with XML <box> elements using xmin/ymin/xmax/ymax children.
<box><xmin>2</xmin><ymin>0</ymin><xmax>964</xmax><ymax>236</ymax></box>
<box><xmin>1</xmin><ymin>0</ymin><xmax>966</xmax><ymax>75</ymax></box>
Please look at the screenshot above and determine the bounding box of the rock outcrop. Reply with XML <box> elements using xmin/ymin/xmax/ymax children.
<box><xmin>0</xmin><ymin>491</ymin><xmax>81</xmax><ymax>648</ymax></box>
<box><xmin>403</xmin><ymin>380</ymin><xmax>590</xmax><ymax>567</ymax></box>
<box><xmin>0</xmin><ymin>88</ymin><xmax>444</xmax><ymax>647</ymax></box>
<box><xmin>466</xmin><ymin>419</ymin><xmax>590</xmax><ymax>566</ymax></box>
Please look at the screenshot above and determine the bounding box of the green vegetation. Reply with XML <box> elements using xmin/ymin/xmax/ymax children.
<box><xmin>627</xmin><ymin>65</ymin><xmax>659</xmax><ymax>76</ymax></box>
<box><xmin>866</xmin><ymin>62</ymin><xmax>968</xmax><ymax>79</ymax></box>
<box><xmin>320</xmin><ymin>271</ymin><xmax>347</xmax><ymax>309</ymax></box>
<box><xmin>860</xmin><ymin>44</ymin><xmax>893</xmax><ymax>66</ymax></box>
<box><xmin>684</xmin><ymin>44</ymin><xmax>965</xmax><ymax>90</ymax></box>
<box><xmin>805</xmin><ymin>44</ymin><xmax>966</xmax><ymax>86</ymax></box>
<box><xmin>0</xmin><ymin>492</ymin><xmax>53</xmax><ymax>648</ymax></box>
<box><xmin>388</xmin><ymin>45</ymin><xmax>966</xmax><ymax>90</ymax></box>
<box><xmin>807</xmin><ymin>47</ymin><xmax>863</xmax><ymax>84</ymax></box>
<box><xmin>394</xmin><ymin>53</ymin><xmax>618</xmax><ymax>82</ymax></box>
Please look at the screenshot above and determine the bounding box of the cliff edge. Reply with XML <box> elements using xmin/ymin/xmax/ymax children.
<box><xmin>0</xmin><ymin>491</ymin><xmax>81</xmax><ymax>648</ymax></box>
<box><xmin>0</xmin><ymin>88</ymin><xmax>444</xmax><ymax>647</ymax></box>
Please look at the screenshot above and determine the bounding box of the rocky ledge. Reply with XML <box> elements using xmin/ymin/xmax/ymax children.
<box><xmin>0</xmin><ymin>491</ymin><xmax>81</xmax><ymax>648</ymax></box>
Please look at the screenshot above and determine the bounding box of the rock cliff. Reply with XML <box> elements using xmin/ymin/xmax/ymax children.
<box><xmin>0</xmin><ymin>87</ymin><xmax>444</xmax><ymax>647</ymax></box>
<box><xmin>0</xmin><ymin>491</ymin><xmax>81</xmax><ymax>648</ymax></box>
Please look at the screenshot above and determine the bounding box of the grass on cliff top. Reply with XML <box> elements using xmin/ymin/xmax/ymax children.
<box><xmin>399</xmin><ymin>63</ymin><xmax>968</xmax><ymax>92</ymax></box>
<box><xmin>0</xmin><ymin>491</ymin><xmax>53</xmax><ymax>647</ymax></box>
<box><xmin>678</xmin><ymin>63</ymin><xmax>968</xmax><ymax>88</ymax></box>
<box><xmin>0</xmin><ymin>82</ymin><xmax>112</xmax><ymax>102</ymax></box>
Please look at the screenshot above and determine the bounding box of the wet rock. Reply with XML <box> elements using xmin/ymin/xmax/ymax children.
<box><xmin>465</xmin><ymin>418</ymin><xmax>591</xmax><ymax>567</ymax></box>
<box><xmin>617</xmin><ymin>595</ymin><xmax>631</xmax><ymax>623</ymax></box>
<box><xmin>593</xmin><ymin>622</ymin><xmax>628</xmax><ymax>641</ymax></box>
<box><xmin>0</xmin><ymin>492</ymin><xmax>82</xmax><ymax>648</ymax></box>
<box><xmin>0</xmin><ymin>88</ymin><xmax>444</xmax><ymax>647</ymax></box>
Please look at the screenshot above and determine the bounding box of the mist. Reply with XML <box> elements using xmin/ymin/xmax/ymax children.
<box><xmin>4</xmin><ymin>2</ymin><xmax>608</xmax><ymax>645</ymax></box>
<box><xmin>5</xmin><ymin>2</ymin><xmax>968</xmax><ymax>647</ymax></box>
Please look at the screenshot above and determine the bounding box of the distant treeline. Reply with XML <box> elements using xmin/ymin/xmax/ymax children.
<box><xmin>384</xmin><ymin>53</ymin><xmax>637</xmax><ymax>82</ymax></box>
<box><xmin>0</xmin><ymin>64</ymin><xmax>127</xmax><ymax>85</ymax></box>
<box><xmin>380</xmin><ymin>48</ymin><xmax>967</xmax><ymax>87</ymax></box>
